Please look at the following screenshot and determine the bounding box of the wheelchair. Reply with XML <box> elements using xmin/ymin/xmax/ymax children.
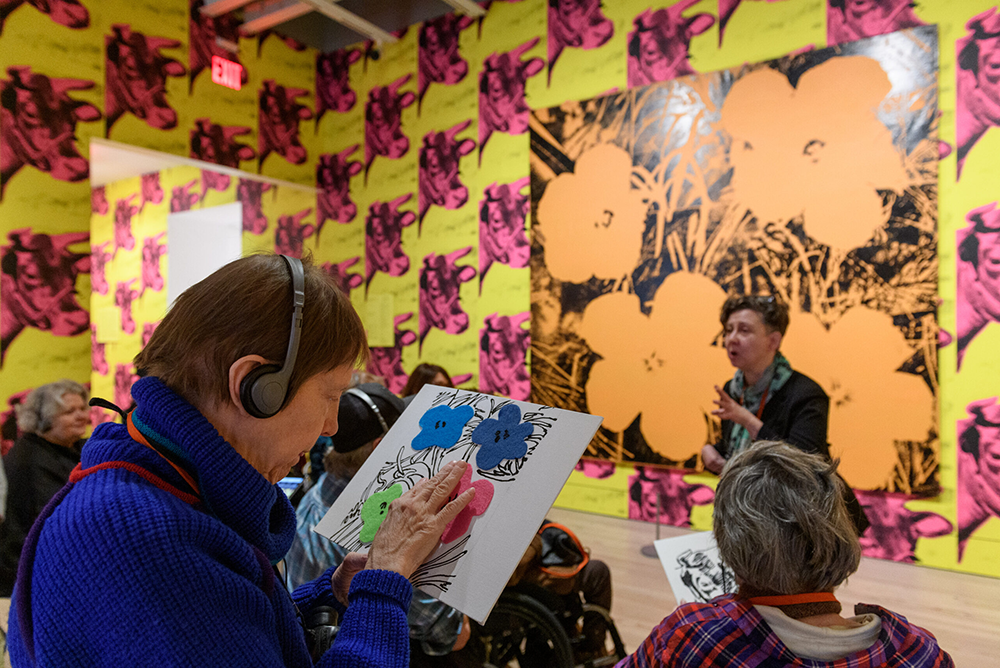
<box><xmin>478</xmin><ymin>583</ymin><xmax>626</xmax><ymax>668</ymax></box>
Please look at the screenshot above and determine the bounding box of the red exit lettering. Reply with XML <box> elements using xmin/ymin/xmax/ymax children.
<box><xmin>211</xmin><ymin>55</ymin><xmax>243</xmax><ymax>91</ymax></box>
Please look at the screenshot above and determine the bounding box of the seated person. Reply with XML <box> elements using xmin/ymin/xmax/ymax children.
<box><xmin>5</xmin><ymin>254</ymin><xmax>474</xmax><ymax>667</ymax></box>
<box><xmin>401</xmin><ymin>364</ymin><xmax>456</xmax><ymax>407</ymax></box>
<box><xmin>703</xmin><ymin>294</ymin><xmax>867</xmax><ymax>534</ymax></box>
<box><xmin>286</xmin><ymin>383</ymin><xmax>472</xmax><ymax>661</ymax></box>
<box><xmin>620</xmin><ymin>441</ymin><xmax>953</xmax><ymax>667</ymax></box>
<box><xmin>1</xmin><ymin>379</ymin><xmax>89</xmax><ymax>596</ymax></box>
<box><xmin>510</xmin><ymin>521</ymin><xmax>613</xmax><ymax>659</ymax></box>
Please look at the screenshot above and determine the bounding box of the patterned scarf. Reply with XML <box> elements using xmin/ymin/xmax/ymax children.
<box><xmin>727</xmin><ymin>353</ymin><xmax>793</xmax><ymax>455</ymax></box>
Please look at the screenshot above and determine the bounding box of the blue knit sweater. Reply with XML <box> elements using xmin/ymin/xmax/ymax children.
<box><xmin>7</xmin><ymin>377</ymin><xmax>412</xmax><ymax>667</ymax></box>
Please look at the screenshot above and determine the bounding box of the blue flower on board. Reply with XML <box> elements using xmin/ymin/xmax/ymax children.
<box><xmin>471</xmin><ymin>403</ymin><xmax>534</xmax><ymax>470</ymax></box>
<box><xmin>412</xmin><ymin>404</ymin><xmax>475</xmax><ymax>451</ymax></box>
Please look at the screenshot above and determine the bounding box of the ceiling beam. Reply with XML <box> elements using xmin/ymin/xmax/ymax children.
<box><xmin>297</xmin><ymin>0</ymin><xmax>398</xmax><ymax>44</ymax></box>
<box><xmin>439</xmin><ymin>0</ymin><xmax>486</xmax><ymax>17</ymax></box>
<box><xmin>241</xmin><ymin>0</ymin><xmax>312</xmax><ymax>35</ymax></box>
<box><xmin>200</xmin><ymin>0</ymin><xmax>257</xmax><ymax>18</ymax></box>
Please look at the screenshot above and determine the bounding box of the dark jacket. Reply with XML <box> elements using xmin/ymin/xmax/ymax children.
<box><xmin>716</xmin><ymin>371</ymin><xmax>829</xmax><ymax>460</ymax></box>
<box><xmin>715</xmin><ymin>370</ymin><xmax>869</xmax><ymax>535</ymax></box>
<box><xmin>0</xmin><ymin>431</ymin><xmax>82</xmax><ymax>595</ymax></box>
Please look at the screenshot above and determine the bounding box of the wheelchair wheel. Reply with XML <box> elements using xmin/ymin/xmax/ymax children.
<box><xmin>481</xmin><ymin>590</ymin><xmax>575</xmax><ymax>668</ymax></box>
<box><xmin>581</xmin><ymin>604</ymin><xmax>627</xmax><ymax>666</ymax></box>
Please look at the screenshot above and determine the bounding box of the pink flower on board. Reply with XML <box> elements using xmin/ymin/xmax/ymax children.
<box><xmin>441</xmin><ymin>465</ymin><xmax>494</xmax><ymax>543</ymax></box>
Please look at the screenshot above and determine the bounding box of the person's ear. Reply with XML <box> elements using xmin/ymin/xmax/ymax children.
<box><xmin>368</xmin><ymin>437</ymin><xmax>383</xmax><ymax>455</ymax></box>
<box><xmin>768</xmin><ymin>330</ymin><xmax>782</xmax><ymax>353</ymax></box>
<box><xmin>228</xmin><ymin>355</ymin><xmax>272</xmax><ymax>416</ymax></box>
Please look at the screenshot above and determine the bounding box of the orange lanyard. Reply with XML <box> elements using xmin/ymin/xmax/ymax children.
<box><xmin>127</xmin><ymin>413</ymin><xmax>201</xmax><ymax>498</ymax></box>
<box><xmin>747</xmin><ymin>592</ymin><xmax>838</xmax><ymax>606</ymax></box>
<box><xmin>740</xmin><ymin>383</ymin><xmax>770</xmax><ymax>420</ymax></box>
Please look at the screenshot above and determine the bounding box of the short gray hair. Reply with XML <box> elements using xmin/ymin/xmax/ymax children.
<box><xmin>15</xmin><ymin>380</ymin><xmax>88</xmax><ymax>435</ymax></box>
<box><xmin>713</xmin><ymin>441</ymin><xmax>861</xmax><ymax>594</ymax></box>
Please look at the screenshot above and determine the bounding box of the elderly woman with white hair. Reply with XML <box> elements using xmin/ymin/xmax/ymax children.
<box><xmin>619</xmin><ymin>441</ymin><xmax>953</xmax><ymax>668</ymax></box>
<box><xmin>0</xmin><ymin>380</ymin><xmax>89</xmax><ymax>596</ymax></box>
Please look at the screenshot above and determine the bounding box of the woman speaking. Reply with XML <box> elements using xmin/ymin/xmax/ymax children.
<box><xmin>702</xmin><ymin>295</ymin><xmax>867</xmax><ymax>533</ymax></box>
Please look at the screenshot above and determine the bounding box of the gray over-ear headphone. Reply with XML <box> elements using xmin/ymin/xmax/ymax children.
<box><xmin>239</xmin><ymin>255</ymin><xmax>305</xmax><ymax>419</ymax></box>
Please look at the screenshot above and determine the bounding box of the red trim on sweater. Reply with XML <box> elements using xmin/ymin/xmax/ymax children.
<box><xmin>69</xmin><ymin>462</ymin><xmax>201</xmax><ymax>506</ymax></box>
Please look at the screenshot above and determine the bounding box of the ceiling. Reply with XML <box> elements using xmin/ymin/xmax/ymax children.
<box><xmin>205</xmin><ymin>0</ymin><xmax>484</xmax><ymax>52</ymax></box>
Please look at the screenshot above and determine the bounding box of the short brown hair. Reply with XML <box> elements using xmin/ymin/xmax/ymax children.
<box><xmin>720</xmin><ymin>295</ymin><xmax>790</xmax><ymax>336</ymax></box>
<box><xmin>135</xmin><ymin>253</ymin><xmax>369</xmax><ymax>410</ymax></box>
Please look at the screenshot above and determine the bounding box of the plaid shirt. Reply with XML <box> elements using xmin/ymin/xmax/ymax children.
<box><xmin>285</xmin><ymin>472</ymin><xmax>463</xmax><ymax>656</ymax></box>
<box><xmin>617</xmin><ymin>594</ymin><xmax>953</xmax><ymax>668</ymax></box>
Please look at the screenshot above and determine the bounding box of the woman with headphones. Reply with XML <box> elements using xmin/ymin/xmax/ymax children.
<box><xmin>6</xmin><ymin>254</ymin><xmax>475</xmax><ymax>668</ymax></box>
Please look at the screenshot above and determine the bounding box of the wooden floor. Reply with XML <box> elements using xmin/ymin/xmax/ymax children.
<box><xmin>546</xmin><ymin>507</ymin><xmax>1000</xmax><ymax>665</ymax></box>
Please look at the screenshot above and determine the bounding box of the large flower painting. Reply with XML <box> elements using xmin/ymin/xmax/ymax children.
<box><xmin>529</xmin><ymin>27</ymin><xmax>939</xmax><ymax>492</ymax></box>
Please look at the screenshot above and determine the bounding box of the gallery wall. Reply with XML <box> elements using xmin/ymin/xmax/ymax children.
<box><xmin>1</xmin><ymin>0</ymin><xmax>998</xmax><ymax>578</ymax></box>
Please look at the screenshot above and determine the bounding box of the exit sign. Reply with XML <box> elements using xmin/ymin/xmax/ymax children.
<box><xmin>211</xmin><ymin>55</ymin><xmax>243</xmax><ymax>91</ymax></box>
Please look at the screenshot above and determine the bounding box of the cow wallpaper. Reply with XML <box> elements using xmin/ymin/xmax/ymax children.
<box><xmin>0</xmin><ymin>0</ymin><xmax>998</xmax><ymax>579</ymax></box>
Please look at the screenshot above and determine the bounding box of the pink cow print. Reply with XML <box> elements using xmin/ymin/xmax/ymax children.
<box><xmin>479</xmin><ymin>178</ymin><xmax>530</xmax><ymax>289</ymax></box>
<box><xmin>200</xmin><ymin>169</ymin><xmax>230</xmax><ymax>203</ymax></box>
<box><xmin>1</xmin><ymin>390</ymin><xmax>30</xmax><ymax>455</ymax></box>
<box><xmin>258</xmin><ymin>80</ymin><xmax>312</xmax><ymax>169</ymax></box>
<box><xmin>854</xmin><ymin>490</ymin><xmax>953</xmax><ymax>563</ymax></box>
<box><xmin>91</xmin><ymin>241</ymin><xmax>111</xmax><ymax>295</ymax></box>
<box><xmin>1</xmin><ymin>228</ymin><xmax>90</xmax><ymax>363</ymax></box>
<box><xmin>105</xmin><ymin>24</ymin><xmax>186</xmax><ymax>135</ymax></box>
<box><xmin>364</xmin><ymin>74</ymin><xmax>416</xmax><ymax>183</ymax></box>
<box><xmin>170</xmin><ymin>179</ymin><xmax>200</xmax><ymax>212</ymax></box>
<box><xmin>115</xmin><ymin>278</ymin><xmax>139</xmax><ymax>335</ymax></box>
<box><xmin>626</xmin><ymin>2</ymin><xmax>715</xmax><ymax>88</ymax></box>
<box><xmin>957</xmin><ymin>8</ymin><xmax>1000</xmax><ymax>178</ymax></box>
<box><xmin>367</xmin><ymin>313</ymin><xmax>419</xmax><ymax>395</ymax></box>
<box><xmin>548</xmin><ymin>0</ymin><xmax>614</xmax><ymax>83</ymax></box>
<box><xmin>480</xmin><ymin>312</ymin><xmax>530</xmax><ymax>401</ymax></box>
<box><xmin>113</xmin><ymin>195</ymin><xmax>139</xmax><ymax>255</ymax></box>
<box><xmin>238</xmin><ymin>178</ymin><xmax>272</xmax><ymax>234</ymax></box>
<box><xmin>141</xmin><ymin>233</ymin><xmax>167</xmax><ymax>295</ymax></box>
<box><xmin>114</xmin><ymin>363</ymin><xmax>139</xmax><ymax>411</ymax></box>
<box><xmin>141</xmin><ymin>172</ymin><xmax>163</xmax><ymax>210</ymax></box>
<box><xmin>628</xmin><ymin>467</ymin><xmax>715</xmax><ymax>527</ymax></box>
<box><xmin>141</xmin><ymin>320</ymin><xmax>158</xmax><ymax>347</ymax></box>
<box><xmin>316</xmin><ymin>48</ymin><xmax>361</xmax><ymax>121</ymax></box>
<box><xmin>317</xmin><ymin>145</ymin><xmax>362</xmax><ymax>233</ymax></box>
<box><xmin>958</xmin><ymin>397</ymin><xmax>1000</xmax><ymax>559</ymax></box>
<box><xmin>190</xmin><ymin>118</ymin><xmax>255</xmax><ymax>168</ymax></box>
<box><xmin>365</xmin><ymin>195</ymin><xmax>416</xmax><ymax>291</ymax></box>
<box><xmin>418</xmin><ymin>14</ymin><xmax>475</xmax><ymax>111</ymax></box>
<box><xmin>274</xmin><ymin>208</ymin><xmax>315</xmax><ymax>258</ymax></box>
<box><xmin>419</xmin><ymin>246</ymin><xmax>477</xmax><ymax>349</ymax></box>
<box><xmin>92</xmin><ymin>187</ymin><xmax>109</xmax><ymax>215</ymax></box>
<box><xmin>479</xmin><ymin>38</ymin><xmax>544</xmax><ymax>161</ymax></box>
<box><xmin>828</xmin><ymin>0</ymin><xmax>925</xmax><ymax>47</ymax></box>
<box><xmin>956</xmin><ymin>202</ymin><xmax>1000</xmax><ymax>368</ymax></box>
<box><xmin>0</xmin><ymin>0</ymin><xmax>88</xmax><ymax>35</ymax></box>
<box><xmin>418</xmin><ymin>119</ymin><xmax>476</xmax><ymax>229</ymax></box>
<box><xmin>1</xmin><ymin>67</ymin><xmax>100</xmax><ymax>197</ymax></box>
<box><xmin>321</xmin><ymin>257</ymin><xmax>363</xmax><ymax>297</ymax></box>
<box><xmin>575</xmin><ymin>460</ymin><xmax>616</xmax><ymax>479</ymax></box>
<box><xmin>189</xmin><ymin>0</ymin><xmax>246</xmax><ymax>92</ymax></box>
<box><xmin>91</xmin><ymin>324</ymin><xmax>108</xmax><ymax>375</ymax></box>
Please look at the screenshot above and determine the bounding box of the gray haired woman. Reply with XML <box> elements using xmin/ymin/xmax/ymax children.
<box><xmin>620</xmin><ymin>441</ymin><xmax>953</xmax><ymax>667</ymax></box>
<box><xmin>0</xmin><ymin>380</ymin><xmax>89</xmax><ymax>596</ymax></box>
